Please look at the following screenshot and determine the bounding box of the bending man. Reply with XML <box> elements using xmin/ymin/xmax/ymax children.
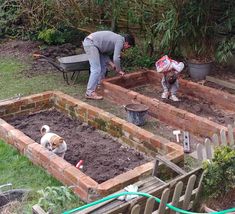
<box><xmin>83</xmin><ymin>31</ymin><xmax>135</xmax><ymax>100</ymax></box>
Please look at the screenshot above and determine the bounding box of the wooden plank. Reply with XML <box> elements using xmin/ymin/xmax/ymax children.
<box><xmin>131</xmin><ymin>204</ymin><xmax>141</xmax><ymax>214</ymax></box>
<box><xmin>169</xmin><ymin>181</ymin><xmax>183</xmax><ymax>214</ymax></box>
<box><xmin>141</xmin><ymin>182</ymin><xmax>166</xmax><ymax>196</ymax></box>
<box><xmin>79</xmin><ymin>177</ymin><xmax>159</xmax><ymax>214</ymax></box>
<box><xmin>192</xmin><ymin>172</ymin><xmax>205</xmax><ymax>211</ymax></box>
<box><xmin>182</xmin><ymin>175</ymin><xmax>196</xmax><ymax>210</ymax></box>
<box><xmin>144</xmin><ymin>197</ymin><xmax>156</xmax><ymax>214</ymax></box>
<box><xmin>206</xmin><ymin>76</ymin><xmax>235</xmax><ymax>90</ymax></box>
<box><xmin>155</xmin><ymin>155</ymin><xmax>187</xmax><ymax>175</ymax></box>
<box><xmin>81</xmin><ymin>168</ymin><xmax>202</xmax><ymax>214</ymax></box>
<box><xmin>157</xmin><ymin>188</ymin><xmax>170</xmax><ymax>214</ymax></box>
<box><xmin>227</xmin><ymin>124</ymin><xmax>234</xmax><ymax>146</ymax></box>
<box><xmin>220</xmin><ymin>129</ymin><xmax>227</xmax><ymax>145</ymax></box>
<box><xmin>212</xmin><ymin>133</ymin><xmax>219</xmax><ymax>146</ymax></box>
<box><xmin>80</xmin><ymin>177</ymin><xmax>164</xmax><ymax>214</ymax></box>
<box><xmin>32</xmin><ymin>205</ymin><xmax>47</xmax><ymax>214</ymax></box>
<box><xmin>152</xmin><ymin>159</ymin><xmax>160</xmax><ymax>177</ymax></box>
<box><xmin>196</xmin><ymin>144</ymin><xmax>204</xmax><ymax>161</ymax></box>
<box><xmin>205</xmin><ymin>138</ymin><xmax>213</xmax><ymax>160</ymax></box>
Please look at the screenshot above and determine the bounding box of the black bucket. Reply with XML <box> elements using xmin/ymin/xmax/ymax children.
<box><xmin>125</xmin><ymin>103</ymin><xmax>149</xmax><ymax>126</ymax></box>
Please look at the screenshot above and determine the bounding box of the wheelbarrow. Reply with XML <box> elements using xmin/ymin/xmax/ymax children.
<box><xmin>33</xmin><ymin>53</ymin><xmax>90</xmax><ymax>85</ymax></box>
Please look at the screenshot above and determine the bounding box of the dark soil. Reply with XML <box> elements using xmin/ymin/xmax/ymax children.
<box><xmin>6</xmin><ymin>109</ymin><xmax>152</xmax><ymax>183</ymax></box>
<box><xmin>133</xmin><ymin>84</ymin><xmax>235</xmax><ymax>125</ymax></box>
<box><xmin>206</xmin><ymin>189</ymin><xmax>235</xmax><ymax>211</ymax></box>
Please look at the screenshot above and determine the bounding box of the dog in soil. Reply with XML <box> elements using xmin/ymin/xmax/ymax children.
<box><xmin>40</xmin><ymin>125</ymin><xmax>67</xmax><ymax>158</ymax></box>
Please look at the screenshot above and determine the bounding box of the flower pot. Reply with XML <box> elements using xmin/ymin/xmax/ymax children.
<box><xmin>124</xmin><ymin>103</ymin><xmax>149</xmax><ymax>126</ymax></box>
<box><xmin>204</xmin><ymin>204</ymin><xmax>235</xmax><ymax>214</ymax></box>
<box><xmin>187</xmin><ymin>61</ymin><xmax>212</xmax><ymax>80</ymax></box>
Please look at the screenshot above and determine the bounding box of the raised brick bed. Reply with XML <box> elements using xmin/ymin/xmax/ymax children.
<box><xmin>101</xmin><ymin>70</ymin><xmax>235</xmax><ymax>138</ymax></box>
<box><xmin>0</xmin><ymin>91</ymin><xmax>183</xmax><ymax>202</ymax></box>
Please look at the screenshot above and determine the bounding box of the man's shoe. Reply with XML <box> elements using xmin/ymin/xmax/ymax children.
<box><xmin>161</xmin><ymin>92</ymin><xmax>169</xmax><ymax>99</ymax></box>
<box><xmin>169</xmin><ymin>94</ymin><xmax>179</xmax><ymax>102</ymax></box>
<box><xmin>85</xmin><ymin>92</ymin><xmax>103</xmax><ymax>100</ymax></box>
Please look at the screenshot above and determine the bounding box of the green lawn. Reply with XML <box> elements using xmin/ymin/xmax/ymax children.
<box><xmin>0</xmin><ymin>141</ymin><xmax>84</xmax><ymax>213</ymax></box>
<box><xmin>0</xmin><ymin>57</ymin><xmax>88</xmax><ymax>100</ymax></box>
<box><xmin>0</xmin><ymin>57</ymin><xmax>89</xmax><ymax>213</ymax></box>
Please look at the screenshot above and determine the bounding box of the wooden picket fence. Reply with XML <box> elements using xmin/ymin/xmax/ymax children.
<box><xmin>126</xmin><ymin>125</ymin><xmax>235</xmax><ymax>214</ymax></box>
<box><xmin>127</xmin><ymin>173</ymin><xmax>203</xmax><ymax>214</ymax></box>
<box><xmin>76</xmin><ymin>165</ymin><xmax>203</xmax><ymax>214</ymax></box>
<box><xmin>196</xmin><ymin>125</ymin><xmax>235</xmax><ymax>162</ymax></box>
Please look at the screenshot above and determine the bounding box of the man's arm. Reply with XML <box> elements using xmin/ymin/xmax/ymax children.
<box><xmin>113</xmin><ymin>39</ymin><xmax>125</xmax><ymax>75</ymax></box>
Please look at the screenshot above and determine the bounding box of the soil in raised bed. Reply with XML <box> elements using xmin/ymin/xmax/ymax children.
<box><xmin>6</xmin><ymin>109</ymin><xmax>152</xmax><ymax>183</ymax></box>
<box><xmin>133</xmin><ymin>84</ymin><xmax>235</xmax><ymax>125</ymax></box>
<box><xmin>82</xmin><ymin>96</ymin><xmax>204</xmax><ymax>152</ymax></box>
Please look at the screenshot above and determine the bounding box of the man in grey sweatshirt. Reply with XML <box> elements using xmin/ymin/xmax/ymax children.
<box><xmin>83</xmin><ymin>31</ymin><xmax>135</xmax><ymax>100</ymax></box>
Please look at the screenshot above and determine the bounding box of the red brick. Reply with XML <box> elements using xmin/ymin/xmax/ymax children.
<box><xmin>35</xmin><ymin>100</ymin><xmax>53</xmax><ymax>109</ymax></box>
<box><xmin>170</xmin><ymin>108</ymin><xmax>186</xmax><ymax>120</ymax></box>
<box><xmin>49</xmin><ymin>167</ymin><xmax>67</xmax><ymax>184</ymax></box>
<box><xmin>63</xmin><ymin>166</ymin><xmax>86</xmax><ymax>184</ymax></box>
<box><xmin>136</xmin><ymin>94</ymin><xmax>151</xmax><ymax>106</ymax></box>
<box><xmin>165</xmin><ymin>151</ymin><xmax>184</xmax><ymax>162</ymax></box>
<box><xmin>72</xmin><ymin>186</ymin><xmax>88</xmax><ymax>202</ymax></box>
<box><xmin>87</xmin><ymin>105</ymin><xmax>100</xmax><ymax>121</ymax></box>
<box><xmin>127</xmin><ymin>90</ymin><xmax>138</xmax><ymax>100</ymax></box>
<box><xmin>135</xmin><ymin>162</ymin><xmax>153</xmax><ymax>178</ymax></box>
<box><xmin>25</xmin><ymin>143</ymin><xmax>42</xmax><ymax>161</ymax></box>
<box><xmin>0</xmin><ymin>122</ymin><xmax>15</xmax><ymax>142</ymax></box>
<box><xmin>37</xmin><ymin>148</ymin><xmax>55</xmax><ymax>168</ymax></box>
<box><xmin>115</xmin><ymin>169</ymin><xmax>140</xmax><ymax>186</ymax></box>
<box><xmin>78</xmin><ymin>176</ymin><xmax>98</xmax><ymax>192</ymax></box>
<box><xmin>135</xmin><ymin>129</ymin><xmax>155</xmax><ymax>143</ymax></box>
<box><xmin>49</xmin><ymin>156</ymin><xmax>71</xmax><ymax>173</ymax></box>
<box><xmin>166</xmin><ymin>142</ymin><xmax>183</xmax><ymax>152</ymax></box>
<box><xmin>97</xmin><ymin>178</ymin><xmax>122</xmax><ymax>196</ymax></box>
<box><xmin>9</xmin><ymin>130</ymin><xmax>35</xmax><ymax>152</ymax></box>
<box><xmin>122</xmin><ymin>122</ymin><xmax>139</xmax><ymax>138</ymax></box>
<box><xmin>74</xmin><ymin>103</ymin><xmax>89</xmax><ymax>122</ymax></box>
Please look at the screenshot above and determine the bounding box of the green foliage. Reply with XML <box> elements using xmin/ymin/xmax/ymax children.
<box><xmin>215</xmin><ymin>37</ymin><xmax>235</xmax><ymax>63</ymax></box>
<box><xmin>122</xmin><ymin>46</ymin><xmax>155</xmax><ymax>70</ymax></box>
<box><xmin>0</xmin><ymin>0</ymin><xmax>21</xmax><ymax>37</ymax></box>
<box><xmin>202</xmin><ymin>146</ymin><xmax>235</xmax><ymax>199</ymax></box>
<box><xmin>153</xmin><ymin>0</ymin><xmax>235</xmax><ymax>62</ymax></box>
<box><xmin>37</xmin><ymin>186</ymin><xmax>82</xmax><ymax>213</ymax></box>
<box><xmin>0</xmin><ymin>141</ymin><xmax>61</xmax><ymax>213</ymax></box>
<box><xmin>38</xmin><ymin>28</ymin><xmax>65</xmax><ymax>45</ymax></box>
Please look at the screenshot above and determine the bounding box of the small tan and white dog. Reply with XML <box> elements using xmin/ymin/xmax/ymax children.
<box><xmin>40</xmin><ymin>125</ymin><xmax>67</xmax><ymax>158</ymax></box>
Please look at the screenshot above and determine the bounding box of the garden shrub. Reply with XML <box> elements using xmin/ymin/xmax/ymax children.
<box><xmin>122</xmin><ymin>45</ymin><xmax>155</xmax><ymax>71</ymax></box>
<box><xmin>37</xmin><ymin>186</ymin><xmax>83</xmax><ymax>213</ymax></box>
<box><xmin>202</xmin><ymin>146</ymin><xmax>235</xmax><ymax>199</ymax></box>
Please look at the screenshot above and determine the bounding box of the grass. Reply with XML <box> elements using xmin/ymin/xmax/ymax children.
<box><xmin>0</xmin><ymin>57</ymin><xmax>88</xmax><ymax>100</ymax></box>
<box><xmin>0</xmin><ymin>57</ymin><xmax>89</xmax><ymax>213</ymax></box>
<box><xmin>0</xmin><ymin>141</ymin><xmax>84</xmax><ymax>213</ymax></box>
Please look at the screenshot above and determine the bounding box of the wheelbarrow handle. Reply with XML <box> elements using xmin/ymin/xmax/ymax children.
<box><xmin>32</xmin><ymin>53</ymin><xmax>64</xmax><ymax>72</ymax></box>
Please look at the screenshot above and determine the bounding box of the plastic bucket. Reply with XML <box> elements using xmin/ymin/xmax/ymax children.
<box><xmin>125</xmin><ymin>103</ymin><xmax>149</xmax><ymax>126</ymax></box>
<box><xmin>188</xmin><ymin>61</ymin><xmax>212</xmax><ymax>80</ymax></box>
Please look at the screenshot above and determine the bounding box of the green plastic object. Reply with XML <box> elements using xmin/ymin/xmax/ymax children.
<box><xmin>62</xmin><ymin>191</ymin><xmax>235</xmax><ymax>214</ymax></box>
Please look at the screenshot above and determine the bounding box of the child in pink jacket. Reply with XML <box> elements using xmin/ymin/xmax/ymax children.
<box><xmin>155</xmin><ymin>55</ymin><xmax>184</xmax><ymax>101</ymax></box>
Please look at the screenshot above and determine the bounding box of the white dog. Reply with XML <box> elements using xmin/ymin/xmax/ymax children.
<box><xmin>40</xmin><ymin>125</ymin><xmax>67</xmax><ymax>158</ymax></box>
